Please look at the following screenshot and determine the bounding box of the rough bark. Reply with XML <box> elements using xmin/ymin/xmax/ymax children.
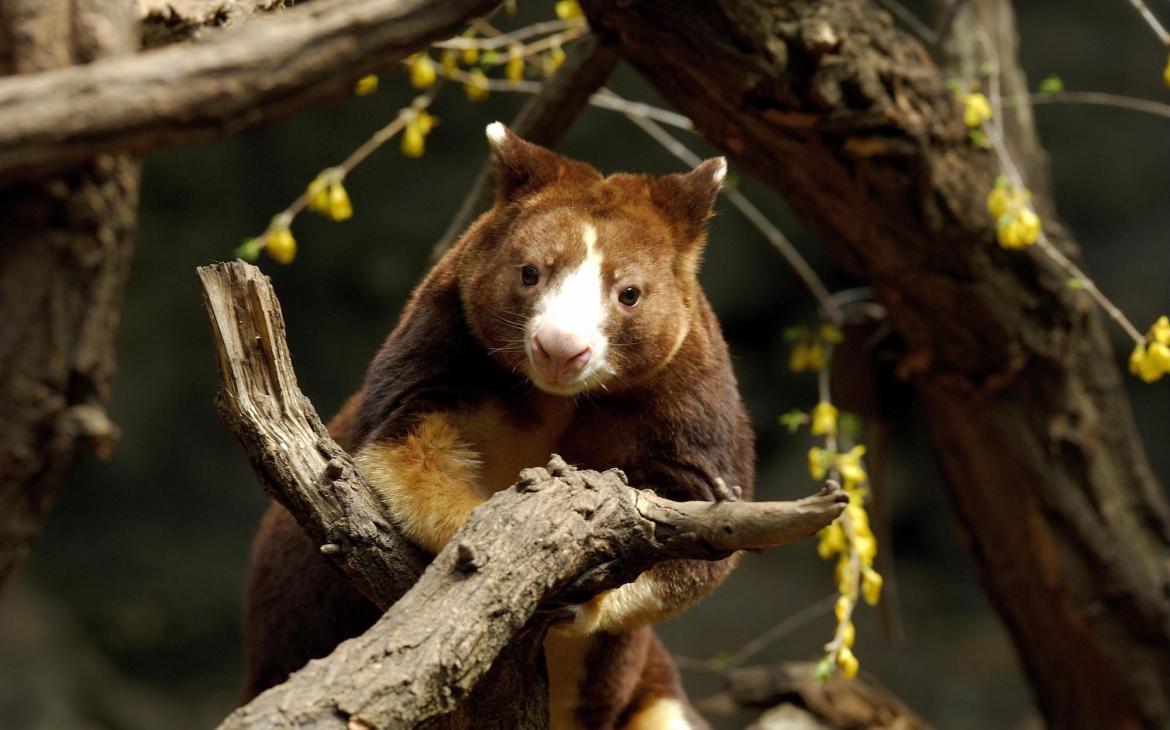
<box><xmin>198</xmin><ymin>260</ymin><xmax>848</xmax><ymax>729</ymax></box>
<box><xmin>137</xmin><ymin>0</ymin><xmax>288</xmax><ymax>48</ymax></box>
<box><xmin>0</xmin><ymin>0</ymin><xmax>497</xmax><ymax>184</ymax></box>
<box><xmin>428</xmin><ymin>32</ymin><xmax>619</xmax><ymax>262</ymax></box>
<box><xmin>580</xmin><ymin>1</ymin><xmax>1170</xmax><ymax>727</ymax></box>
<box><xmin>0</xmin><ymin>0</ymin><xmax>141</xmax><ymax>587</ymax></box>
<box><xmin>701</xmin><ymin>661</ymin><xmax>932</xmax><ymax>730</ymax></box>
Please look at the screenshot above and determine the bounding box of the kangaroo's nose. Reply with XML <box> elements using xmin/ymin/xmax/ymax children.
<box><xmin>531</xmin><ymin>328</ymin><xmax>592</xmax><ymax>382</ymax></box>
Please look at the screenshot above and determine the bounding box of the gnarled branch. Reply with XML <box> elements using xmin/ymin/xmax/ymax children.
<box><xmin>198</xmin><ymin>260</ymin><xmax>846</xmax><ymax>728</ymax></box>
<box><xmin>0</xmin><ymin>0</ymin><xmax>497</xmax><ymax>183</ymax></box>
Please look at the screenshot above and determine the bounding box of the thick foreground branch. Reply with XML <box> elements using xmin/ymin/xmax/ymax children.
<box><xmin>198</xmin><ymin>260</ymin><xmax>846</xmax><ymax>728</ymax></box>
<box><xmin>0</xmin><ymin>0</ymin><xmax>497</xmax><ymax>183</ymax></box>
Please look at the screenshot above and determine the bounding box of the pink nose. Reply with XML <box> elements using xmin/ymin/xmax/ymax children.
<box><xmin>531</xmin><ymin>329</ymin><xmax>592</xmax><ymax>382</ymax></box>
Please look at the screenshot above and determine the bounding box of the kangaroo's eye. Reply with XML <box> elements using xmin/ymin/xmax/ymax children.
<box><xmin>521</xmin><ymin>265</ymin><xmax>540</xmax><ymax>287</ymax></box>
<box><xmin>619</xmin><ymin>287</ymin><xmax>641</xmax><ymax>307</ymax></box>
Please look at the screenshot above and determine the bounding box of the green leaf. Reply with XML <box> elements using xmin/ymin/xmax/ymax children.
<box><xmin>1038</xmin><ymin>74</ymin><xmax>1064</xmax><ymax>94</ymax></box>
<box><xmin>779</xmin><ymin>409</ymin><xmax>808</xmax><ymax>434</ymax></box>
<box><xmin>839</xmin><ymin>412</ymin><xmax>865</xmax><ymax>441</ymax></box>
<box><xmin>1067</xmin><ymin>277</ymin><xmax>1087</xmax><ymax>289</ymax></box>
<box><xmin>783</xmin><ymin>325</ymin><xmax>809</xmax><ymax>342</ymax></box>
<box><xmin>968</xmin><ymin>129</ymin><xmax>989</xmax><ymax>149</ymax></box>
<box><xmin>813</xmin><ymin>656</ymin><xmax>835</xmax><ymax>682</ymax></box>
<box><xmin>235</xmin><ymin>237</ymin><xmax>264</xmax><ymax>262</ymax></box>
<box><xmin>480</xmin><ymin>49</ymin><xmax>502</xmax><ymax>66</ymax></box>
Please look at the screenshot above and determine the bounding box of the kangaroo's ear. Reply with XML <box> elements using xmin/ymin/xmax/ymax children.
<box><xmin>485</xmin><ymin>122</ymin><xmax>600</xmax><ymax>204</ymax></box>
<box><xmin>649</xmin><ymin>157</ymin><xmax>727</xmax><ymax>242</ymax></box>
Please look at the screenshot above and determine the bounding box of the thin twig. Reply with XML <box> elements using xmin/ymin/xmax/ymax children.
<box><xmin>433</xmin><ymin>18</ymin><xmax>583</xmax><ymax>50</ymax></box>
<box><xmin>603</xmin><ymin>89</ymin><xmax>843</xmax><ymax>324</ymax></box>
<box><xmin>1022</xmin><ymin>90</ymin><xmax>1170</xmax><ymax>120</ymax></box>
<box><xmin>982</xmin><ymin>121</ymin><xmax>1145</xmax><ymax>345</ymax></box>
<box><xmin>873</xmin><ymin>0</ymin><xmax>936</xmax><ymax>45</ymax></box>
<box><xmin>973</xmin><ymin>18</ymin><xmax>1145</xmax><ymax>346</ymax></box>
<box><xmin>673</xmin><ymin>594</ymin><xmax>837</xmax><ymax>673</ymax></box>
<box><xmin>1125</xmin><ymin>0</ymin><xmax>1170</xmax><ymax>45</ymax></box>
<box><xmin>264</xmin><ymin>87</ymin><xmax>441</xmax><ymax>234</ymax></box>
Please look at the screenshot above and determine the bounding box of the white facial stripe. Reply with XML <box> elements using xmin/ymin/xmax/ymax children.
<box><xmin>529</xmin><ymin>223</ymin><xmax>610</xmax><ymax>389</ymax></box>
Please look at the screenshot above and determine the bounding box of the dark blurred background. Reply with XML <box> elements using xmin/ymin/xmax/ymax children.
<box><xmin>2</xmin><ymin>2</ymin><xmax>1168</xmax><ymax>728</ymax></box>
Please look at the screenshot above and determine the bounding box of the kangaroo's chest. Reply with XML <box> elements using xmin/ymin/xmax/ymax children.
<box><xmin>449</xmin><ymin>396</ymin><xmax>577</xmax><ymax>495</ymax></box>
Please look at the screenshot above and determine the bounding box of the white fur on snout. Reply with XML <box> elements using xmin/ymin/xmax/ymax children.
<box><xmin>527</xmin><ymin>223</ymin><xmax>613</xmax><ymax>393</ymax></box>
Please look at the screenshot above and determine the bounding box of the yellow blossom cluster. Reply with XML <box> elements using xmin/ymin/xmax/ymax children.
<box><xmin>987</xmin><ymin>177</ymin><xmax>1041</xmax><ymax>249</ymax></box>
<box><xmin>809</xmin><ymin>436</ymin><xmax>882</xmax><ymax>680</ymax></box>
<box><xmin>787</xmin><ymin>323</ymin><xmax>843</xmax><ymax>372</ymax></box>
<box><xmin>307</xmin><ymin>171</ymin><xmax>353</xmax><ymax>222</ymax></box>
<box><xmin>1130</xmin><ymin>316</ymin><xmax>1170</xmax><ymax>383</ymax></box>
<box><xmin>962</xmin><ymin>91</ymin><xmax>992</xmax><ymax>129</ymax></box>
<box><xmin>1165</xmin><ymin>53</ymin><xmax>1170</xmax><ymax>87</ymax></box>
<box><xmin>402</xmin><ymin>109</ymin><xmax>439</xmax><ymax>158</ymax></box>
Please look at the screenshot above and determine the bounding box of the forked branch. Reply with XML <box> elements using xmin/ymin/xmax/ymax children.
<box><xmin>198</xmin><ymin>260</ymin><xmax>846</xmax><ymax>728</ymax></box>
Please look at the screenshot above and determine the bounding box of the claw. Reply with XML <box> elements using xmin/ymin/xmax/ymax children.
<box><xmin>712</xmin><ymin>476</ymin><xmax>743</xmax><ymax>503</ymax></box>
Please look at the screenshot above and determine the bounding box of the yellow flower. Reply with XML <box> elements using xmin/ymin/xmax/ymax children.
<box><xmin>555</xmin><ymin>0</ymin><xmax>583</xmax><ymax>20</ymax></box>
<box><xmin>327</xmin><ymin>184</ymin><xmax>352</xmax><ymax>221</ymax></box>
<box><xmin>854</xmin><ymin>534</ymin><xmax>877</xmax><ymax>565</ymax></box>
<box><xmin>834</xmin><ymin>596</ymin><xmax>850</xmax><ymax>623</ymax></box>
<box><xmin>840</xmin><ymin>620</ymin><xmax>856</xmax><ymax>648</ymax></box>
<box><xmin>1147</xmin><ymin>342</ymin><xmax>1170</xmax><ymax>376</ymax></box>
<box><xmin>465</xmin><ymin>68</ymin><xmax>489</xmax><ymax>101</ymax></box>
<box><xmin>1148</xmin><ymin>316</ymin><xmax>1170</xmax><ymax>346</ymax></box>
<box><xmin>836</xmin><ymin>445</ymin><xmax>867</xmax><ymax>488</ymax></box>
<box><xmin>835</xmin><ymin>555</ymin><xmax>856</xmax><ymax>595</ymax></box>
<box><xmin>963</xmin><ymin>92</ymin><xmax>993</xmax><ymax>128</ymax></box>
<box><xmin>1164</xmin><ymin>52</ymin><xmax>1170</xmax><ymax>87</ymax></box>
<box><xmin>997</xmin><ymin>209</ymin><xmax>1041</xmax><ymax>249</ymax></box>
<box><xmin>265</xmin><ymin>226</ymin><xmax>296</xmax><ymax>264</ymax></box>
<box><xmin>817</xmin><ymin>523</ymin><xmax>845</xmax><ymax>559</ymax></box>
<box><xmin>987</xmin><ymin>181</ymin><xmax>1010</xmax><ymax>219</ymax></box>
<box><xmin>408</xmin><ymin>54</ymin><xmax>436</xmax><ymax>89</ymax></box>
<box><xmin>789</xmin><ymin>340</ymin><xmax>825</xmax><ymax>372</ymax></box>
<box><xmin>440</xmin><ymin>51</ymin><xmax>458</xmax><ymax>75</ymax></box>
<box><xmin>1129</xmin><ymin>343</ymin><xmax>1167</xmax><ymax>383</ymax></box>
<box><xmin>306</xmin><ymin>172</ymin><xmax>352</xmax><ymax>221</ymax></box>
<box><xmin>506</xmin><ymin>45</ymin><xmax>525</xmax><ymax>83</ymax></box>
<box><xmin>461</xmin><ymin>44</ymin><xmax>480</xmax><ymax>66</ymax></box>
<box><xmin>862</xmin><ymin>569</ymin><xmax>883</xmax><ymax>606</ymax></box>
<box><xmin>354</xmin><ymin>74</ymin><xmax>378</xmax><ymax>96</ymax></box>
<box><xmin>401</xmin><ymin>119</ymin><xmax>425</xmax><ymax>158</ymax></box>
<box><xmin>810</xmin><ymin>401</ymin><xmax>838</xmax><ymax>437</ymax></box>
<box><xmin>307</xmin><ymin>176</ymin><xmax>330</xmax><ymax>213</ymax></box>
<box><xmin>808</xmin><ymin>447</ymin><xmax>828</xmax><ymax>481</ymax></box>
<box><xmin>545</xmin><ymin>44</ymin><xmax>566</xmax><ymax>75</ymax></box>
<box><xmin>415</xmin><ymin>110</ymin><xmax>438</xmax><ymax>136</ymax></box>
<box><xmin>836</xmin><ymin>646</ymin><xmax>859</xmax><ymax>678</ymax></box>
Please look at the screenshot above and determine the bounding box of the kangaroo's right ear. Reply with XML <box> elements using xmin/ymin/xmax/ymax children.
<box><xmin>485</xmin><ymin>122</ymin><xmax>600</xmax><ymax>204</ymax></box>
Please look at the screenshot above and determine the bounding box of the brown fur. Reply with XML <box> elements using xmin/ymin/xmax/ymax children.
<box><xmin>240</xmin><ymin>128</ymin><xmax>754</xmax><ymax>728</ymax></box>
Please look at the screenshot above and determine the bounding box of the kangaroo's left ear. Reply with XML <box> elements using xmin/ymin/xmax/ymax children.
<box><xmin>485</xmin><ymin>122</ymin><xmax>600</xmax><ymax>204</ymax></box>
<box><xmin>650</xmin><ymin>157</ymin><xmax>727</xmax><ymax>243</ymax></box>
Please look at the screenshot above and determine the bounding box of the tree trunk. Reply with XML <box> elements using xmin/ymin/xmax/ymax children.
<box><xmin>0</xmin><ymin>0</ymin><xmax>142</xmax><ymax>587</ymax></box>
<box><xmin>581</xmin><ymin>0</ymin><xmax>1170</xmax><ymax>726</ymax></box>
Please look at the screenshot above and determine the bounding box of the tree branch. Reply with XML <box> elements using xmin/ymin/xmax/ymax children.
<box><xmin>137</xmin><ymin>0</ymin><xmax>288</xmax><ymax>48</ymax></box>
<box><xmin>428</xmin><ymin>32</ymin><xmax>618</xmax><ymax>263</ymax></box>
<box><xmin>0</xmin><ymin>0</ymin><xmax>498</xmax><ymax>183</ymax></box>
<box><xmin>197</xmin><ymin>260</ymin><xmax>846</xmax><ymax>729</ymax></box>
<box><xmin>698</xmin><ymin>661</ymin><xmax>932</xmax><ymax>730</ymax></box>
